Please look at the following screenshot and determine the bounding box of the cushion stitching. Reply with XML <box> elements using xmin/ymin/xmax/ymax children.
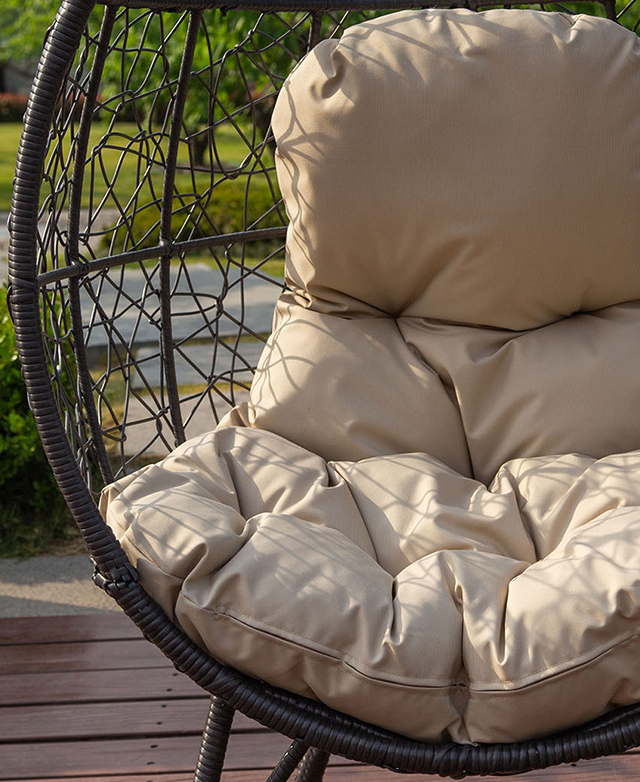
<box><xmin>180</xmin><ymin>591</ymin><xmax>462</xmax><ymax>688</ymax></box>
<box><xmin>180</xmin><ymin>590</ymin><xmax>640</xmax><ymax>688</ymax></box>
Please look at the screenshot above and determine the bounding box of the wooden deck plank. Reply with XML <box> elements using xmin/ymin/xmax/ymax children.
<box><xmin>0</xmin><ymin>731</ymin><xmax>300</xmax><ymax>779</ymax></box>
<box><xmin>0</xmin><ymin>614</ymin><xmax>140</xmax><ymax>646</ymax></box>
<box><xmin>0</xmin><ymin>638</ymin><xmax>168</xmax><ymax>675</ymax></box>
<box><xmin>1</xmin><ymin>768</ymin><xmax>362</xmax><ymax>782</ymax></box>
<box><xmin>5</xmin><ymin>756</ymin><xmax>640</xmax><ymax>782</ymax></box>
<box><xmin>0</xmin><ymin>700</ymin><xmax>260</xmax><ymax>741</ymax></box>
<box><xmin>0</xmin><ymin>774</ymin><xmax>377</xmax><ymax>782</ymax></box>
<box><xmin>2</xmin><ymin>615</ymin><xmax>640</xmax><ymax>782</ymax></box>
<box><xmin>0</xmin><ymin>668</ymin><xmax>202</xmax><ymax>706</ymax></box>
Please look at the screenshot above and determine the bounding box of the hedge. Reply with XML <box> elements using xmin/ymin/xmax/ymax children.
<box><xmin>0</xmin><ymin>290</ymin><xmax>76</xmax><ymax>557</ymax></box>
<box><xmin>101</xmin><ymin>176</ymin><xmax>285</xmax><ymax>256</ymax></box>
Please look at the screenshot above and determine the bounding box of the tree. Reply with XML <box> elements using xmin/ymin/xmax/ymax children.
<box><xmin>0</xmin><ymin>0</ymin><xmax>62</xmax><ymax>66</ymax></box>
<box><xmin>96</xmin><ymin>8</ymin><xmax>308</xmax><ymax>164</ymax></box>
<box><xmin>0</xmin><ymin>2</ymin><xmax>369</xmax><ymax>169</ymax></box>
<box><xmin>0</xmin><ymin>1</ymin><xmax>298</xmax><ymax>163</ymax></box>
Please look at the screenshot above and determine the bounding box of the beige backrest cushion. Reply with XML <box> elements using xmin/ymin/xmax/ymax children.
<box><xmin>273</xmin><ymin>9</ymin><xmax>640</xmax><ymax>330</ymax></box>
<box><xmin>249</xmin><ymin>9</ymin><xmax>640</xmax><ymax>482</ymax></box>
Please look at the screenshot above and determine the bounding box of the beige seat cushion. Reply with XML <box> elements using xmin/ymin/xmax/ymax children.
<box><xmin>102</xmin><ymin>426</ymin><xmax>640</xmax><ymax>743</ymax></box>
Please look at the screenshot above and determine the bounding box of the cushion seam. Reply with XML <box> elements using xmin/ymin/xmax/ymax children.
<box><xmin>181</xmin><ymin>591</ymin><xmax>459</xmax><ymax>687</ymax></box>
<box><xmin>180</xmin><ymin>590</ymin><xmax>640</xmax><ymax>690</ymax></box>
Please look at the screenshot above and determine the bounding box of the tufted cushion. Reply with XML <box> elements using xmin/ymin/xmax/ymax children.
<box><xmin>101</xmin><ymin>8</ymin><xmax>640</xmax><ymax>745</ymax></box>
<box><xmin>102</xmin><ymin>427</ymin><xmax>640</xmax><ymax>743</ymax></box>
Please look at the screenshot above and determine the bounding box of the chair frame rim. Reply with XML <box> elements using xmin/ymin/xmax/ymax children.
<box><xmin>8</xmin><ymin>0</ymin><xmax>640</xmax><ymax>776</ymax></box>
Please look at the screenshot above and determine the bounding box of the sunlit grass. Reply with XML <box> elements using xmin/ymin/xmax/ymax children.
<box><xmin>76</xmin><ymin>120</ymin><xmax>266</xmax><ymax>211</ymax></box>
<box><xmin>0</xmin><ymin>123</ymin><xmax>23</xmax><ymax>211</ymax></box>
<box><xmin>0</xmin><ymin>120</ymin><xmax>273</xmax><ymax>213</ymax></box>
<box><xmin>164</xmin><ymin>252</ymin><xmax>285</xmax><ymax>280</ymax></box>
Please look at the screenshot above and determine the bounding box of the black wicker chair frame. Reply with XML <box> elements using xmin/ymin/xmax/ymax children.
<box><xmin>8</xmin><ymin>0</ymin><xmax>640</xmax><ymax>778</ymax></box>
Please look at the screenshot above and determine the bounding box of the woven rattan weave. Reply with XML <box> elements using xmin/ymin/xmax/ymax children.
<box><xmin>8</xmin><ymin>0</ymin><xmax>640</xmax><ymax>778</ymax></box>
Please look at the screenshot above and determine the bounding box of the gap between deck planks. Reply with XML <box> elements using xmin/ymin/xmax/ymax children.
<box><xmin>1</xmin><ymin>614</ymin><xmax>640</xmax><ymax>781</ymax></box>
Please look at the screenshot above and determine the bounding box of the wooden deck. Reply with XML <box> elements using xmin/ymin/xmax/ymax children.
<box><xmin>2</xmin><ymin>614</ymin><xmax>640</xmax><ymax>782</ymax></box>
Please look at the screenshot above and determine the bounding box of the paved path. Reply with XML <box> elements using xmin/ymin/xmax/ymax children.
<box><xmin>2</xmin><ymin>247</ymin><xmax>281</xmax><ymax>388</ymax></box>
<box><xmin>81</xmin><ymin>261</ymin><xmax>281</xmax><ymax>388</ymax></box>
<box><xmin>0</xmin><ymin>555</ymin><xmax>119</xmax><ymax>617</ymax></box>
<box><xmin>0</xmin><ymin>208</ymin><xmax>120</xmax><ymax>264</ymax></box>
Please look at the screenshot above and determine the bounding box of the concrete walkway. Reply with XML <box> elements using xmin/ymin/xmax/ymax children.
<box><xmin>0</xmin><ymin>555</ymin><xmax>120</xmax><ymax>617</ymax></box>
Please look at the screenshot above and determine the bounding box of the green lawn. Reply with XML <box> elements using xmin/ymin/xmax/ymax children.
<box><xmin>0</xmin><ymin>120</ymin><xmax>274</xmax><ymax>213</ymax></box>
<box><xmin>0</xmin><ymin>123</ymin><xmax>22</xmax><ymax>211</ymax></box>
<box><xmin>165</xmin><ymin>253</ymin><xmax>284</xmax><ymax>279</ymax></box>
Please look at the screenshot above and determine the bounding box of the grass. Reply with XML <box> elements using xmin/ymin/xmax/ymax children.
<box><xmin>137</xmin><ymin>252</ymin><xmax>284</xmax><ymax>279</ymax></box>
<box><xmin>0</xmin><ymin>505</ymin><xmax>80</xmax><ymax>559</ymax></box>
<box><xmin>0</xmin><ymin>120</ymin><xmax>273</xmax><ymax>213</ymax></box>
<box><xmin>72</xmin><ymin>120</ymin><xmax>265</xmax><ymax>212</ymax></box>
<box><xmin>0</xmin><ymin>123</ymin><xmax>23</xmax><ymax>210</ymax></box>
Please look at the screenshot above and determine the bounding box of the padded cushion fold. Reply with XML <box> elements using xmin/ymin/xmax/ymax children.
<box><xmin>102</xmin><ymin>426</ymin><xmax>640</xmax><ymax>744</ymax></box>
<box><xmin>248</xmin><ymin>292</ymin><xmax>471</xmax><ymax>476</ymax></box>
<box><xmin>399</xmin><ymin>302</ymin><xmax>640</xmax><ymax>484</ymax></box>
<box><xmin>273</xmin><ymin>8</ymin><xmax>640</xmax><ymax>329</ymax></box>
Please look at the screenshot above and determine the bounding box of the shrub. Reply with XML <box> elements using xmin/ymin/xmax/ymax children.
<box><xmin>0</xmin><ymin>92</ymin><xmax>28</xmax><ymax>122</ymax></box>
<box><xmin>101</xmin><ymin>176</ymin><xmax>285</xmax><ymax>257</ymax></box>
<box><xmin>0</xmin><ymin>290</ymin><xmax>75</xmax><ymax>557</ymax></box>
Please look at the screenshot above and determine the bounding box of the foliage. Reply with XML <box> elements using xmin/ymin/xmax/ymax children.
<box><xmin>0</xmin><ymin>0</ymin><xmax>61</xmax><ymax>65</ymax></box>
<box><xmin>0</xmin><ymin>290</ymin><xmax>75</xmax><ymax>558</ymax></box>
<box><xmin>0</xmin><ymin>93</ymin><xmax>28</xmax><ymax>122</ymax></box>
<box><xmin>102</xmin><ymin>175</ymin><xmax>285</xmax><ymax>254</ymax></box>
<box><xmin>0</xmin><ymin>0</ymin><xmax>637</xmax><ymax>80</ymax></box>
<box><xmin>0</xmin><ymin>1</ymin><xmax>300</xmax><ymax>141</ymax></box>
<box><xmin>95</xmin><ymin>9</ymin><xmax>306</xmax><ymax>164</ymax></box>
